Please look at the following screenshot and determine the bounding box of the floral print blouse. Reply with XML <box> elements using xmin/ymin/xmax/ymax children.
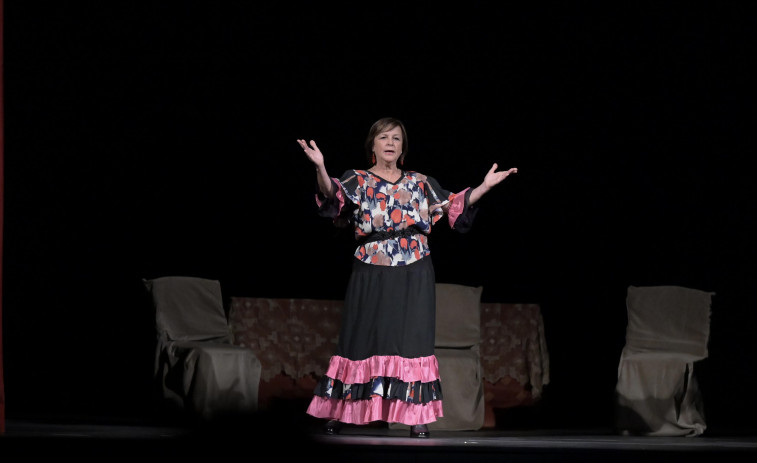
<box><xmin>316</xmin><ymin>169</ymin><xmax>476</xmax><ymax>266</ymax></box>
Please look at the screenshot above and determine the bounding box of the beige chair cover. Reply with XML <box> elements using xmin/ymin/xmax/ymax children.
<box><xmin>431</xmin><ymin>345</ymin><xmax>485</xmax><ymax>431</ymax></box>
<box><xmin>615</xmin><ymin>285</ymin><xmax>714</xmax><ymax>436</ymax></box>
<box><xmin>145</xmin><ymin>276</ymin><xmax>262</xmax><ymax>420</ymax></box>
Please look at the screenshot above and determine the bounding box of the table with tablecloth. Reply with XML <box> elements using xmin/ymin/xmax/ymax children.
<box><xmin>228</xmin><ymin>297</ymin><xmax>549</xmax><ymax>427</ymax></box>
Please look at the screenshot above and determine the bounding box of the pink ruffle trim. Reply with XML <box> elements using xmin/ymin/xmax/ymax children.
<box><xmin>314</xmin><ymin>178</ymin><xmax>346</xmax><ymax>213</ymax></box>
<box><xmin>306</xmin><ymin>395</ymin><xmax>444</xmax><ymax>426</ymax></box>
<box><xmin>324</xmin><ymin>354</ymin><xmax>440</xmax><ymax>384</ymax></box>
<box><xmin>446</xmin><ymin>187</ymin><xmax>470</xmax><ymax>229</ymax></box>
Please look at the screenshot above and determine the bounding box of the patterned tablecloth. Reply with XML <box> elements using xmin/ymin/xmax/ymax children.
<box><xmin>229</xmin><ymin>297</ymin><xmax>343</xmax><ymax>382</ymax></box>
<box><xmin>479</xmin><ymin>302</ymin><xmax>550</xmax><ymax>401</ymax></box>
<box><xmin>228</xmin><ymin>297</ymin><xmax>549</xmax><ymax>408</ymax></box>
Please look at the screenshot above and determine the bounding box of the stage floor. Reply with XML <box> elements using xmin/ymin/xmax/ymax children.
<box><xmin>2</xmin><ymin>418</ymin><xmax>757</xmax><ymax>462</ymax></box>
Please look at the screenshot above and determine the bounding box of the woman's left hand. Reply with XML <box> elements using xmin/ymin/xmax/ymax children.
<box><xmin>484</xmin><ymin>163</ymin><xmax>518</xmax><ymax>190</ymax></box>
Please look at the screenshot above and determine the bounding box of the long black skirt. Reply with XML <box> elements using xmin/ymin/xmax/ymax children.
<box><xmin>307</xmin><ymin>256</ymin><xmax>444</xmax><ymax>425</ymax></box>
<box><xmin>337</xmin><ymin>256</ymin><xmax>437</xmax><ymax>360</ymax></box>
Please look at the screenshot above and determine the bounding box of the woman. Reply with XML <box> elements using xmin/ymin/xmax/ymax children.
<box><xmin>297</xmin><ymin>117</ymin><xmax>517</xmax><ymax>438</ymax></box>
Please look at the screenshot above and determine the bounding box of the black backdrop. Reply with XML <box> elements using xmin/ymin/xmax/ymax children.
<box><xmin>3</xmin><ymin>2</ymin><xmax>756</xmax><ymax>432</ymax></box>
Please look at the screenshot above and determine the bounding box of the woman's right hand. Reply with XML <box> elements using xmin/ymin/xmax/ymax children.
<box><xmin>297</xmin><ymin>139</ymin><xmax>325</xmax><ymax>169</ymax></box>
<box><xmin>299</xmin><ymin>138</ymin><xmax>335</xmax><ymax>198</ymax></box>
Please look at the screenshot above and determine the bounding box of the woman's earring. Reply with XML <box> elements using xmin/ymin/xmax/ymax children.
<box><xmin>400</xmin><ymin>155</ymin><xmax>404</xmax><ymax>166</ymax></box>
<box><xmin>371</xmin><ymin>153</ymin><xmax>376</xmax><ymax>164</ymax></box>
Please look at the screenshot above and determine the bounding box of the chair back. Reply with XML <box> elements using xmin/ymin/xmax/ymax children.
<box><xmin>624</xmin><ymin>285</ymin><xmax>714</xmax><ymax>360</ymax></box>
<box><xmin>434</xmin><ymin>283</ymin><xmax>482</xmax><ymax>348</ymax></box>
<box><xmin>144</xmin><ymin>276</ymin><xmax>232</xmax><ymax>343</ymax></box>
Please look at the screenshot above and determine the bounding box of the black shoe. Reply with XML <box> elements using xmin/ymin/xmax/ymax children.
<box><xmin>410</xmin><ymin>424</ymin><xmax>430</xmax><ymax>438</ymax></box>
<box><xmin>324</xmin><ymin>420</ymin><xmax>341</xmax><ymax>435</ymax></box>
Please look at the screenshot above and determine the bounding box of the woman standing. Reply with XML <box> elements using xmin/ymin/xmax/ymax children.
<box><xmin>298</xmin><ymin>117</ymin><xmax>517</xmax><ymax>437</ymax></box>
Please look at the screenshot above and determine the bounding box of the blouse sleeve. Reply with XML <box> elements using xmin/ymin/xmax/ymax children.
<box><xmin>425</xmin><ymin>176</ymin><xmax>479</xmax><ymax>233</ymax></box>
<box><xmin>315</xmin><ymin>170</ymin><xmax>359</xmax><ymax>227</ymax></box>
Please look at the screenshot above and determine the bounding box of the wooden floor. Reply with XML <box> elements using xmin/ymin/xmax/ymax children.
<box><xmin>2</xmin><ymin>415</ymin><xmax>757</xmax><ymax>462</ymax></box>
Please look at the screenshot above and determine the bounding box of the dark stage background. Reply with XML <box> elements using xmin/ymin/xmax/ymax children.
<box><xmin>2</xmin><ymin>2</ymin><xmax>756</xmax><ymax>433</ymax></box>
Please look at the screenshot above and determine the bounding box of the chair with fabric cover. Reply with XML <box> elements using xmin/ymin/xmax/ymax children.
<box><xmin>144</xmin><ymin>276</ymin><xmax>262</xmax><ymax>421</ymax></box>
<box><xmin>614</xmin><ymin>285</ymin><xmax>715</xmax><ymax>436</ymax></box>
<box><xmin>391</xmin><ymin>283</ymin><xmax>485</xmax><ymax>431</ymax></box>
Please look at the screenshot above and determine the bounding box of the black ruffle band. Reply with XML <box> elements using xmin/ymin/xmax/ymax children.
<box><xmin>313</xmin><ymin>375</ymin><xmax>443</xmax><ymax>405</ymax></box>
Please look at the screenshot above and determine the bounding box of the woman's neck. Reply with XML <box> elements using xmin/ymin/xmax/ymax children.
<box><xmin>371</xmin><ymin>163</ymin><xmax>400</xmax><ymax>174</ymax></box>
<box><xmin>369</xmin><ymin>164</ymin><xmax>402</xmax><ymax>181</ymax></box>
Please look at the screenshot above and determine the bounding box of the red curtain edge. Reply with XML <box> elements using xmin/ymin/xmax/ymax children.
<box><xmin>1</xmin><ymin>0</ymin><xmax>7</xmax><ymax>435</ymax></box>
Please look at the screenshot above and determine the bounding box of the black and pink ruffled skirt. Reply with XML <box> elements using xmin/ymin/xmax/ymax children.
<box><xmin>306</xmin><ymin>257</ymin><xmax>444</xmax><ymax>426</ymax></box>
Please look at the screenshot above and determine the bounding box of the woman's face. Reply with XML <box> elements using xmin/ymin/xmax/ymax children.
<box><xmin>373</xmin><ymin>125</ymin><xmax>403</xmax><ymax>165</ymax></box>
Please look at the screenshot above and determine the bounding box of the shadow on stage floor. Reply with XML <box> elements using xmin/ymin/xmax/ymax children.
<box><xmin>2</xmin><ymin>408</ymin><xmax>757</xmax><ymax>462</ymax></box>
